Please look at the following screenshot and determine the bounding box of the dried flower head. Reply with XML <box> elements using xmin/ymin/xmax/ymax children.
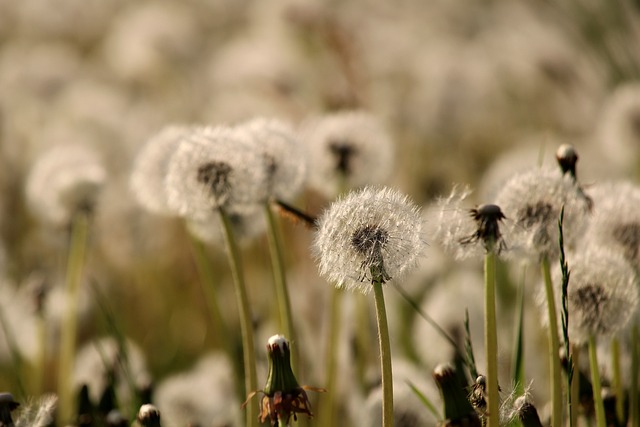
<box><xmin>429</xmin><ymin>186</ymin><xmax>505</xmax><ymax>259</ymax></box>
<box><xmin>553</xmin><ymin>248</ymin><xmax>639</xmax><ymax>344</ymax></box>
<box><xmin>245</xmin><ymin>335</ymin><xmax>323</xmax><ymax>426</ymax></box>
<box><xmin>582</xmin><ymin>181</ymin><xmax>640</xmax><ymax>269</ymax></box>
<box><xmin>25</xmin><ymin>144</ymin><xmax>107</xmax><ymax>227</ymax></box>
<box><xmin>15</xmin><ymin>394</ymin><xmax>57</xmax><ymax>427</ymax></box>
<box><xmin>555</xmin><ymin>143</ymin><xmax>578</xmax><ymax>180</ymax></box>
<box><xmin>494</xmin><ymin>167</ymin><xmax>589</xmax><ymax>260</ymax></box>
<box><xmin>300</xmin><ymin>111</ymin><xmax>394</xmax><ymax>198</ymax></box>
<box><xmin>165</xmin><ymin>126</ymin><xmax>268</xmax><ymax>219</ymax></box>
<box><xmin>130</xmin><ymin>125</ymin><xmax>190</xmax><ymax>215</ymax></box>
<box><xmin>238</xmin><ymin>117</ymin><xmax>307</xmax><ymax>203</ymax></box>
<box><xmin>137</xmin><ymin>404</ymin><xmax>161</xmax><ymax>427</ymax></box>
<box><xmin>314</xmin><ymin>186</ymin><xmax>424</xmax><ymax>293</ymax></box>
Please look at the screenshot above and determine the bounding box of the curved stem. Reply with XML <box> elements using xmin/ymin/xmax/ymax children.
<box><xmin>219</xmin><ymin>209</ymin><xmax>258</xmax><ymax>427</ymax></box>
<box><xmin>588</xmin><ymin>335</ymin><xmax>606</xmax><ymax>427</ymax></box>
<box><xmin>484</xmin><ymin>251</ymin><xmax>499</xmax><ymax>427</ymax></box>
<box><xmin>57</xmin><ymin>213</ymin><xmax>89</xmax><ymax>426</ymax></box>
<box><xmin>372</xmin><ymin>279</ymin><xmax>394</xmax><ymax>427</ymax></box>
<box><xmin>264</xmin><ymin>203</ymin><xmax>297</xmax><ymax>370</ymax></box>
<box><xmin>542</xmin><ymin>256</ymin><xmax>563</xmax><ymax>427</ymax></box>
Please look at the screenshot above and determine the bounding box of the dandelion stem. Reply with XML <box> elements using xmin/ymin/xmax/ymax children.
<box><xmin>219</xmin><ymin>209</ymin><xmax>258</xmax><ymax>427</ymax></box>
<box><xmin>569</xmin><ymin>344</ymin><xmax>580</xmax><ymax>427</ymax></box>
<box><xmin>611</xmin><ymin>337</ymin><xmax>624</xmax><ymax>425</ymax></box>
<box><xmin>57</xmin><ymin>212</ymin><xmax>89</xmax><ymax>426</ymax></box>
<box><xmin>484</xmin><ymin>249</ymin><xmax>500</xmax><ymax>427</ymax></box>
<box><xmin>631</xmin><ymin>325</ymin><xmax>639</xmax><ymax>427</ymax></box>
<box><xmin>541</xmin><ymin>255</ymin><xmax>563</xmax><ymax>427</ymax></box>
<box><xmin>511</xmin><ymin>266</ymin><xmax>526</xmax><ymax>396</ymax></box>
<box><xmin>264</xmin><ymin>203</ymin><xmax>297</xmax><ymax>371</ymax></box>
<box><xmin>372</xmin><ymin>277</ymin><xmax>394</xmax><ymax>427</ymax></box>
<box><xmin>355</xmin><ymin>292</ymin><xmax>371</xmax><ymax>390</ymax></box>
<box><xmin>588</xmin><ymin>335</ymin><xmax>606</xmax><ymax>427</ymax></box>
<box><xmin>318</xmin><ymin>287</ymin><xmax>342</xmax><ymax>427</ymax></box>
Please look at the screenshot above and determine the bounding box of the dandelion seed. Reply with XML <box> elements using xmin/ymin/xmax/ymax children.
<box><xmin>314</xmin><ymin>186</ymin><xmax>424</xmax><ymax>293</ymax></box>
<box><xmin>25</xmin><ymin>144</ymin><xmax>107</xmax><ymax>227</ymax></box>
<box><xmin>300</xmin><ymin>111</ymin><xmax>394</xmax><ymax>197</ymax></box>
<box><xmin>165</xmin><ymin>126</ymin><xmax>268</xmax><ymax>219</ymax></box>
<box><xmin>238</xmin><ymin>117</ymin><xmax>307</xmax><ymax>203</ymax></box>
<box><xmin>130</xmin><ymin>125</ymin><xmax>191</xmax><ymax>215</ymax></box>
<box><xmin>495</xmin><ymin>167</ymin><xmax>589</xmax><ymax>260</ymax></box>
<box><xmin>15</xmin><ymin>394</ymin><xmax>57</xmax><ymax>427</ymax></box>
<box><xmin>551</xmin><ymin>248</ymin><xmax>639</xmax><ymax>344</ymax></box>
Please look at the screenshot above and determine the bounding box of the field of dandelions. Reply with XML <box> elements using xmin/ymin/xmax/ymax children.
<box><xmin>2</xmin><ymin>0</ymin><xmax>640</xmax><ymax>426</ymax></box>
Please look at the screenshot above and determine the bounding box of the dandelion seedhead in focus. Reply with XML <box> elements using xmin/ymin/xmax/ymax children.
<box><xmin>300</xmin><ymin>111</ymin><xmax>394</xmax><ymax>197</ymax></box>
<box><xmin>245</xmin><ymin>335</ymin><xmax>323</xmax><ymax>426</ymax></box>
<box><xmin>130</xmin><ymin>125</ymin><xmax>190</xmax><ymax>215</ymax></box>
<box><xmin>25</xmin><ymin>144</ymin><xmax>107</xmax><ymax>227</ymax></box>
<box><xmin>314</xmin><ymin>186</ymin><xmax>424</xmax><ymax>293</ymax></box>
<box><xmin>495</xmin><ymin>167</ymin><xmax>589</xmax><ymax>260</ymax></box>
<box><xmin>165</xmin><ymin>126</ymin><xmax>268</xmax><ymax>219</ymax></box>
<box><xmin>552</xmin><ymin>248</ymin><xmax>639</xmax><ymax>344</ymax></box>
<box><xmin>15</xmin><ymin>394</ymin><xmax>57</xmax><ymax>427</ymax></box>
<box><xmin>238</xmin><ymin>117</ymin><xmax>307</xmax><ymax>203</ymax></box>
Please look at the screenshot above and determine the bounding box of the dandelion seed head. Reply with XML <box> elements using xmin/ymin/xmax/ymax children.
<box><xmin>130</xmin><ymin>125</ymin><xmax>190</xmax><ymax>215</ymax></box>
<box><xmin>314</xmin><ymin>186</ymin><xmax>424</xmax><ymax>294</ymax></box>
<box><xmin>165</xmin><ymin>126</ymin><xmax>268</xmax><ymax>219</ymax></box>
<box><xmin>239</xmin><ymin>117</ymin><xmax>307</xmax><ymax>203</ymax></box>
<box><xmin>25</xmin><ymin>144</ymin><xmax>107</xmax><ymax>227</ymax></box>
<box><xmin>301</xmin><ymin>111</ymin><xmax>394</xmax><ymax>198</ymax></box>
<box><xmin>557</xmin><ymin>248</ymin><xmax>639</xmax><ymax>343</ymax></box>
<box><xmin>495</xmin><ymin>167</ymin><xmax>589</xmax><ymax>260</ymax></box>
<box><xmin>15</xmin><ymin>394</ymin><xmax>57</xmax><ymax>427</ymax></box>
<box><xmin>583</xmin><ymin>181</ymin><xmax>640</xmax><ymax>269</ymax></box>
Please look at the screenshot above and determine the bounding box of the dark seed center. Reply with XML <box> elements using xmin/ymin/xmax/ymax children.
<box><xmin>197</xmin><ymin>161</ymin><xmax>232</xmax><ymax>199</ymax></box>
<box><xmin>517</xmin><ymin>201</ymin><xmax>554</xmax><ymax>228</ymax></box>
<box><xmin>612</xmin><ymin>222</ymin><xmax>640</xmax><ymax>261</ymax></box>
<box><xmin>351</xmin><ymin>224</ymin><xmax>389</xmax><ymax>256</ymax></box>
<box><xmin>571</xmin><ymin>283</ymin><xmax>608</xmax><ymax>332</ymax></box>
<box><xmin>329</xmin><ymin>141</ymin><xmax>358</xmax><ymax>175</ymax></box>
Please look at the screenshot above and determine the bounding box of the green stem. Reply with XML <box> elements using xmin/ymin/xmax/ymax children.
<box><xmin>588</xmin><ymin>335</ymin><xmax>606</xmax><ymax>427</ymax></box>
<box><xmin>611</xmin><ymin>337</ymin><xmax>624</xmax><ymax>425</ymax></box>
<box><xmin>511</xmin><ymin>267</ymin><xmax>526</xmax><ymax>396</ymax></box>
<box><xmin>569</xmin><ymin>344</ymin><xmax>580</xmax><ymax>427</ymax></box>
<box><xmin>57</xmin><ymin>213</ymin><xmax>89</xmax><ymax>426</ymax></box>
<box><xmin>484</xmin><ymin>251</ymin><xmax>499</xmax><ymax>427</ymax></box>
<box><xmin>372</xmin><ymin>279</ymin><xmax>394</xmax><ymax>427</ymax></box>
<box><xmin>355</xmin><ymin>292</ymin><xmax>371</xmax><ymax>391</ymax></box>
<box><xmin>318</xmin><ymin>287</ymin><xmax>342</xmax><ymax>427</ymax></box>
<box><xmin>541</xmin><ymin>256</ymin><xmax>563</xmax><ymax>427</ymax></box>
<box><xmin>264</xmin><ymin>203</ymin><xmax>297</xmax><ymax>371</ymax></box>
<box><xmin>632</xmin><ymin>325</ymin><xmax>639</xmax><ymax>427</ymax></box>
<box><xmin>219</xmin><ymin>209</ymin><xmax>258</xmax><ymax>427</ymax></box>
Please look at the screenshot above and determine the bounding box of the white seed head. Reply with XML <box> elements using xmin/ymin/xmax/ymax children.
<box><xmin>15</xmin><ymin>394</ymin><xmax>57</xmax><ymax>427</ymax></box>
<box><xmin>582</xmin><ymin>181</ymin><xmax>640</xmax><ymax>269</ymax></box>
<box><xmin>267</xmin><ymin>334</ymin><xmax>289</xmax><ymax>354</ymax></box>
<box><xmin>130</xmin><ymin>125</ymin><xmax>191</xmax><ymax>215</ymax></box>
<box><xmin>25</xmin><ymin>144</ymin><xmax>107</xmax><ymax>227</ymax></box>
<box><xmin>494</xmin><ymin>167</ymin><xmax>589</xmax><ymax>260</ymax></box>
<box><xmin>300</xmin><ymin>111</ymin><xmax>394</xmax><ymax>198</ymax></box>
<box><xmin>314</xmin><ymin>186</ymin><xmax>424</xmax><ymax>294</ymax></box>
<box><xmin>555</xmin><ymin>248</ymin><xmax>639</xmax><ymax>344</ymax></box>
<box><xmin>237</xmin><ymin>117</ymin><xmax>307</xmax><ymax>202</ymax></box>
<box><xmin>165</xmin><ymin>126</ymin><xmax>268</xmax><ymax>219</ymax></box>
<box><xmin>556</xmin><ymin>143</ymin><xmax>578</xmax><ymax>163</ymax></box>
<box><xmin>137</xmin><ymin>404</ymin><xmax>160</xmax><ymax>423</ymax></box>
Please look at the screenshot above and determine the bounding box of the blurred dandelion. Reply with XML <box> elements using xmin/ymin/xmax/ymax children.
<box><xmin>14</xmin><ymin>394</ymin><xmax>56</xmax><ymax>427</ymax></box>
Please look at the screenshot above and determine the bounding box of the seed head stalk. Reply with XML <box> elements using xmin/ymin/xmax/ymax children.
<box><xmin>588</xmin><ymin>335</ymin><xmax>606</xmax><ymax>427</ymax></box>
<box><xmin>610</xmin><ymin>337</ymin><xmax>624</xmax><ymax>425</ymax></box>
<box><xmin>219</xmin><ymin>209</ymin><xmax>258</xmax><ymax>427</ymax></box>
<box><xmin>541</xmin><ymin>255</ymin><xmax>563</xmax><ymax>427</ymax></box>
<box><xmin>57</xmin><ymin>212</ymin><xmax>89</xmax><ymax>426</ymax></box>
<box><xmin>264</xmin><ymin>203</ymin><xmax>297</xmax><ymax>371</ymax></box>
<box><xmin>631</xmin><ymin>325</ymin><xmax>639</xmax><ymax>427</ymax></box>
<box><xmin>484</xmin><ymin>244</ymin><xmax>499</xmax><ymax>427</ymax></box>
<box><xmin>317</xmin><ymin>286</ymin><xmax>342</xmax><ymax>427</ymax></box>
<box><xmin>372</xmin><ymin>270</ymin><xmax>394</xmax><ymax>427</ymax></box>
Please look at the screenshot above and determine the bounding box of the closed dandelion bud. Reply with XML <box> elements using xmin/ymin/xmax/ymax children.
<box><xmin>555</xmin><ymin>143</ymin><xmax>578</xmax><ymax>179</ymax></box>
<box><xmin>238</xmin><ymin>117</ymin><xmax>307</xmax><ymax>203</ymax></box>
<box><xmin>256</xmin><ymin>335</ymin><xmax>321</xmax><ymax>425</ymax></box>
<box><xmin>495</xmin><ymin>167</ymin><xmax>589</xmax><ymax>260</ymax></box>
<box><xmin>25</xmin><ymin>144</ymin><xmax>107</xmax><ymax>227</ymax></box>
<box><xmin>165</xmin><ymin>126</ymin><xmax>268</xmax><ymax>219</ymax></box>
<box><xmin>300</xmin><ymin>111</ymin><xmax>394</xmax><ymax>198</ymax></box>
<box><xmin>0</xmin><ymin>393</ymin><xmax>18</xmax><ymax>427</ymax></box>
<box><xmin>512</xmin><ymin>396</ymin><xmax>543</xmax><ymax>427</ymax></box>
<box><xmin>130</xmin><ymin>125</ymin><xmax>190</xmax><ymax>215</ymax></box>
<box><xmin>137</xmin><ymin>404</ymin><xmax>161</xmax><ymax>427</ymax></box>
<box><xmin>432</xmin><ymin>364</ymin><xmax>481</xmax><ymax>427</ymax></box>
<box><xmin>105</xmin><ymin>410</ymin><xmax>128</xmax><ymax>427</ymax></box>
<box><xmin>314</xmin><ymin>186</ymin><xmax>424</xmax><ymax>293</ymax></box>
<box><xmin>553</xmin><ymin>248</ymin><xmax>639</xmax><ymax>344</ymax></box>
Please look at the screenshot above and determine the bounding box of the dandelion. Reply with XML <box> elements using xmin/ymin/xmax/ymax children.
<box><xmin>185</xmin><ymin>209</ymin><xmax>266</xmax><ymax>247</ymax></box>
<box><xmin>245</xmin><ymin>335</ymin><xmax>323</xmax><ymax>426</ymax></box>
<box><xmin>136</xmin><ymin>404</ymin><xmax>161</xmax><ymax>427</ymax></box>
<box><xmin>25</xmin><ymin>144</ymin><xmax>106</xmax><ymax>227</ymax></box>
<box><xmin>300</xmin><ymin>111</ymin><xmax>394</xmax><ymax>197</ymax></box>
<box><xmin>15</xmin><ymin>394</ymin><xmax>57</xmax><ymax>427</ymax></box>
<box><xmin>165</xmin><ymin>125</ymin><xmax>268</xmax><ymax>219</ymax></box>
<box><xmin>432</xmin><ymin>364</ymin><xmax>481</xmax><ymax>427</ymax></box>
<box><xmin>314</xmin><ymin>186</ymin><xmax>423</xmax><ymax>293</ymax></box>
<box><xmin>504</xmin><ymin>395</ymin><xmax>543</xmax><ymax>427</ymax></box>
<box><xmin>314</xmin><ymin>186</ymin><xmax>423</xmax><ymax>426</ymax></box>
<box><xmin>130</xmin><ymin>125</ymin><xmax>191</xmax><ymax>215</ymax></box>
